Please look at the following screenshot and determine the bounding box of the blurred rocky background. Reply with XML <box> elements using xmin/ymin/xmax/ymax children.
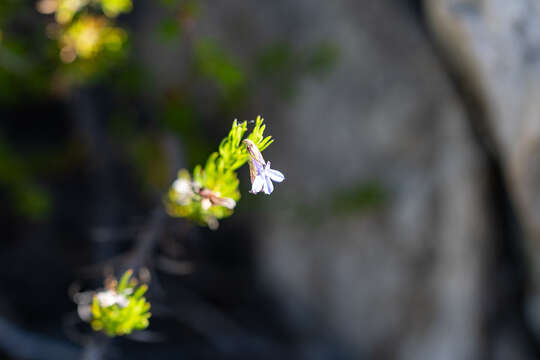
<box><xmin>1</xmin><ymin>0</ymin><xmax>540</xmax><ymax>359</ymax></box>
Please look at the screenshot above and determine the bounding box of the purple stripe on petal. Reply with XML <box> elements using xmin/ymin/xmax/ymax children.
<box><xmin>254</xmin><ymin>159</ymin><xmax>265</xmax><ymax>174</ymax></box>
<box><xmin>265</xmin><ymin>176</ymin><xmax>274</xmax><ymax>194</ymax></box>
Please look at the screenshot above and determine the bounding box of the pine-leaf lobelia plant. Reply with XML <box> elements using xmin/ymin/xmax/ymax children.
<box><xmin>166</xmin><ymin>115</ymin><xmax>284</xmax><ymax>229</ymax></box>
<box><xmin>79</xmin><ymin>116</ymin><xmax>283</xmax><ymax>338</ymax></box>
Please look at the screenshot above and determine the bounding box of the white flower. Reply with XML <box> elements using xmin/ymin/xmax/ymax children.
<box><xmin>242</xmin><ymin>138</ymin><xmax>284</xmax><ymax>195</ymax></box>
<box><xmin>172</xmin><ymin>178</ymin><xmax>191</xmax><ymax>194</ymax></box>
<box><xmin>250</xmin><ymin>161</ymin><xmax>285</xmax><ymax>195</ymax></box>
<box><xmin>201</xmin><ymin>197</ymin><xmax>212</xmax><ymax>210</ymax></box>
<box><xmin>95</xmin><ymin>290</ymin><xmax>129</xmax><ymax>308</ymax></box>
<box><xmin>171</xmin><ymin>177</ymin><xmax>194</xmax><ymax>205</ymax></box>
<box><xmin>77</xmin><ymin>304</ymin><xmax>92</xmax><ymax>321</ymax></box>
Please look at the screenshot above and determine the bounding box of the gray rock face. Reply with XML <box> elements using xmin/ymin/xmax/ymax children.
<box><xmin>425</xmin><ymin>0</ymin><xmax>540</xmax><ymax>339</ymax></box>
<box><xmin>250</xmin><ymin>1</ymin><xmax>490</xmax><ymax>359</ymax></box>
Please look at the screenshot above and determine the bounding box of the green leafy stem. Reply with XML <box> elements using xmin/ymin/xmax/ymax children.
<box><xmin>166</xmin><ymin>115</ymin><xmax>273</xmax><ymax>229</ymax></box>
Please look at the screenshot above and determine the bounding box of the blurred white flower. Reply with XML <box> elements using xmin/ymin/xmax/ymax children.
<box><xmin>171</xmin><ymin>177</ymin><xmax>194</xmax><ymax>205</ymax></box>
<box><xmin>96</xmin><ymin>290</ymin><xmax>129</xmax><ymax>308</ymax></box>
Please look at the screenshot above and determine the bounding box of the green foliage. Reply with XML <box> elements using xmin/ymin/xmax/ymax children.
<box><xmin>194</xmin><ymin>39</ymin><xmax>245</xmax><ymax>95</ymax></box>
<box><xmin>90</xmin><ymin>270</ymin><xmax>151</xmax><ymax>337</ymax></box>
<box><xmin>0</xmin><ymin>2</ymin><xmax>56</xmax><ymax>102</ymax></box>
<box><xmin>15</xmin><ymin>185</ymin><xmax>51</xmax><ymax>221</ymax></box>
<box><xmin>160</xmin><ymin>95</ymin><xmax>211</xmax><ymax>168</ymax></box>
<box><xmin>158</xmin><ymin>17</ymin><xmax>182</xmax><ymax>41</ymax></box>
<box><xmin>54</xmin><ymin>0</ymin><xmax>132</xmax><ymax>24</ymax></box>
<box><xmin>166</xmin><ymin>116</ymin><xmax>273</xmax><ymax>229</ymax></box>
<box><xmin>256</xmin><ymin>43</ymin><xmax>295</xmax><ymax>77</ymax></box>
<box><xmin>0</xmin><ymin>137</ymin><xmax>51</xmax><ymax>220</ymax></box>
<box><xmin>34</xmin><ymin>0</ymin><xmax>132</xmax><ymax>88</ymax></box>
<box><xmin>101</xmin><ymin>0</ymin><xmax>133</xmax><ymax>18</ymax></box>
<box><xmin>293</xmin><ymin>181</ymin><xmax>388</xmax><ymax>226</ymax></box>
<box><xmin>0</xmin><ymin>0</ymin><xmax>134</xmax><ymax>100</ymax></box>
<box><xmin>305</xmin><ymin>42</ymin><xmax>340</xmax><ymax>76</ymax></box>
<box><xmin>127</xmin><ymin>136</ymin><xmax>171</xmax><ymax>191</ymax></box>
<box><xmin>64</xmin><ymin>16</ymin><xmax>126</xmax><ymax>58</ymax></box>
<box><xmin>255</xmin><ymin>41</ymin><xmax>339</xmax><ymax>99</ymax></box>
<box><xmin>217</xmin><ymin>116</ymin><xmax>273</xmax><ymax>170</ymax></box>
<box><xmin>331</xmin><ymin>182</ymin><xmax>388</xmax><ymax>214</ymax></box>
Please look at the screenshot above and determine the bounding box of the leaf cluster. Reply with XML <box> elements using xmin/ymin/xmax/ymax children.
<box><xmin>90</xmin><ymin>270</ymin><xmax>151</xmax><ymax>337</ymax></box>
<box><xmin>38</xmin><ymin>0</ymin><xmax>132</xmax><ymax>84</ymax></box>
<box><xmin>166</xmin><ymin>115</ymin><xmax>273</xmax><ymax>228</ymax></box>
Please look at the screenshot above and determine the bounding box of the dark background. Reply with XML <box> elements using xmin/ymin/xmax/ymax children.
<box><xmin>2</xmin><ymin>0</ymin><xmax>540</xmax><ymax>359</ymax></box>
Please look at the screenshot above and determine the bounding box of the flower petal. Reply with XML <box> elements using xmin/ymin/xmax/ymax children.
<box><xmin>264</xmin><ymin>176</ymin><xmax>274</xmax><ymax>195</ymax></box>
<box><xmin>266</xmin><ymin>169</ymin><xmax>284</xmax><ymax>182</ymax></box>
<box><xmin>201</xmin><ymin>198</ymin><xmax>212</xmax><ymax>210</ymax></box>
<box><xmin>222</xmin><ymin>198</ymin><xmax>236</xmax><ymax>209</ymax></box>
<box><xmin>251</xmin><ymin>175</ymin><xmax>264</xmax><ymax>194</ymax></box>
<box><xmin>213</xmin><ymin>196</ymin><xmax>236</xmax><ymax>209</ymax></box>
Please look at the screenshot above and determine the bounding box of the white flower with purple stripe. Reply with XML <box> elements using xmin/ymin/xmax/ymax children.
<box><xmin>243</xmin><ymin>138</ymin><xmax>284</xmax><ymax>195</ymax></box>
<box><xmin>250</xmin><ymin>160</ymin><xmax>284</xmax><ymax>195</ymax></box>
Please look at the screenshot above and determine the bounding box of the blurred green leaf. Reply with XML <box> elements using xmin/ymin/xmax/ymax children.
<box><xmin>194</xmin><ymin>39</ymin><xmax>245</xmax><ymax>94</ymax></box>
<box><xmin>117</xmin><ymin>269</ymin><xmax>133</xmax><ymax>292</ymax></box>
<box><xmin>0</xmin><ymin>137</ymin><xmax>52</xmax><ymax>220</ymax></box>
<box><xmin>331</xmin><ymin>182</ymin><xmax>388</xmax><ymax>214</ymax></box>
<box><xmin>292</xmin><ymin>181</ymin><xmax>388</xmax><ymax>226</ymax></box>
<box><xmin>305</xmin><ymin>42</ymin><xmax>339</xmax><ymax>76</ymax></box>
<box><xmin>255</xmin><ymin>42</ymin><xmax>294</xmax><ymax>77</ymax></box>
<box><xmin>14</xmin><ymin>184</ymin><xmax>52</xmax><ymax>221</ymax></box>
<box><xmin>101</xmin><ymin>0</ymin><xmax>133</xmax><ymax>18</ymax></box>
<box><xmin>158</xmin><ymin>17</ymin><xmax>181</xmax><ymax>41</ymax></box>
